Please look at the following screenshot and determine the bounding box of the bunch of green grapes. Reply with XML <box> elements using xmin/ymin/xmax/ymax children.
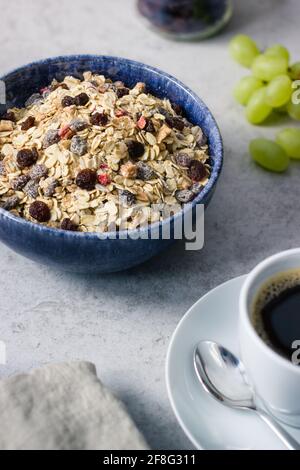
<box><xmin>230</xmin><ymin>35</ymin><xmax>300</xmax><ymax>125</ymax></box>
<box><xmin>230</xmin><ymin>35</ymin><xmax>300</xmax><ymax>172</ymax></box>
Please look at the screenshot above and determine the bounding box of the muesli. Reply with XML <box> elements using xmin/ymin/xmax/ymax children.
<box><xmin>0</xmin><ymin>71</ymin><xmax>210</xmax><ymax>232</ymax></box>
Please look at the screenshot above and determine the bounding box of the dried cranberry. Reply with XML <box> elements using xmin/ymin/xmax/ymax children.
<box><xmin>61</xmin><ymin>218</ymin><xmax>78</xmax><ymax>231</ymax></box>
<box><xmin>126</xmin><ymin>140</ymin><xmax>145</xmax><ymax>160</ymax></box>
<box><xmin>90</xmin><ymin>112</ymin><xmax>108</xmax><ymax>126</ymax></box>
<box><xmin>29</xmin><ymin>201</ymin><xmax>51</xmax><ymax>222</ymax></box>
<box><xmin>2</xmin><ymin>195</ymin><xmax>19</xmax><ymax>211</ymax></box>
<box><xmin>174</xmin><ymin>153</ymin><xmax>193</xmax><ymax>168</ymax></box>
<box><xmin>70</xmin><ymin>136</ymin><xmax>88</xmax><ymax>156</ymax></box>
<box><xmin>74</xmin><ymin>93</ymin><xmax>89</xmax><ymax>106</ymax></box>
<box><xmin>175</xmin><ymin>189</ymin><xmax>195</xmax><ymax>203</ymax></box>
<box><xmin>137</xmin><ymin>116</ymin><xmax>155</xmax><ymax>133</ymax></box>
<box><xmin>116</xmin><ymin>87</ymin><xmax>130</xmax><ymax>99</ymax></box>
<box><xmin>16</xmin><ymin>148</ymin><xmax>38</xmax><ymax>169</ymax></box>
<box><xmin>119</xmin><ymin>189</ymin><xmax>136</xmax><ymax>206</ymax></box>
<box><xmin>98</xmin><ymin>173</ymin><xmax>111</xmax><ymax>186</ymax></box>
<box><xmin>59</xmin><ymin>125</ymin><xmax>74</xmax><ymax>140</ymax></box>
<box><xmin>136</xmin><ymin>161</ymin><xmax>155</xmax><ymax>180</ymax></box>
<box><xmin>1</xmin><ymin>111</ymin><xmax>15</xmax><ymax>122</ymax></box>
<box><xmin>115</xmin><ymin>109</ymin><xmax>128</xmax><ymax>117</ymax></box>
<box><xmin>43</xmin><ymin>130</ymin><xmax>60</xmax><ymax>148</ymax></box>
<box><xmin>165</xmin><ymin>116</ymin><xmax>185</xmax><ymax>131</ymax></box>
<box><xmin>76</xmin><ymin>169</ymin><xmax>97</xmax><ymax>190</ymax></box>
<box><xmin>62</xmin><ymin>96</ymin><xmax>75</xmax><ymax>108</ymax></box>
<box><xmin>188</xmin><ymin>160</ymin><xmax>207</xmax><ymax>182</ymax></box>
<box><xmin>21</xmin><ymin>116</ymin><xmax>35</xmax><ymax>131</ymax></box>
<box><xmin>11</xmin><ymin>174</ymin><xmax>30</xmax><ymax>191</ymax></box>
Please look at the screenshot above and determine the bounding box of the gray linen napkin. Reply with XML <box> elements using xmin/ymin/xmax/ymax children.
<box><xmin>0</xmin><ymin>361</ymin><xmax>148</xmax><ymax>450</ymax></box>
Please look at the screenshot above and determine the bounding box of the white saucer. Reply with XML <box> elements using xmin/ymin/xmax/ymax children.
<box><xmin>166</xmin><ymin>275</ymin><xmax>300</xmax><ymax>450</ymax></box>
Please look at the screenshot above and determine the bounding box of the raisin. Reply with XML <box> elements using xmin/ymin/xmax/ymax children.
<box><xmin>24</xmin><ymin>180</ymin><xmax>39</xmax><ymax>198</ymax></box>
<box><xmin>76</xmin><ymin>169</ymin><xmax>97</xmax><ymax>190</ymax></box>
<box><xmin>188</xmin><ymin>160</ymin><xmax>207</xmax><ymax>181</ymax></box>
<box><xmin>145</xmin><ymin>118</ymin><xmax>155</xmax><ymax>133</ymax></box>
<box><xmin>165</xmin><ymin>116</ymin><xmax>185</xmax><ymax>131</ymax></box>
<box><xmin>69</xmin><ymin>118</ymin><xmax>89</xmax><ymax>132</ymax></box>
<box><xmin>25</xmin><ymin>93</ymin><xmax>43</xmax><ymax>108</ymax></box>
<box><xmin>43</xmin><ymin>129</ymin><xmax>60</xmax><ymax>148</ymax></box>
<box><xmin>126</xmin><ymin>140</ymin><xmax>145</xmax><ymax>160</ymax></box>
<box><xmin>136</xmin><ymin>161</ymin><xmax>155</xmax><ymax>180</ymax></box>
<box><xmin>29</xmin><ymin>164</ymin><xmax>48</xmax><ymax>181</ymax></box>
<box><xmin>16</xmin><ymin>148</ymin><xmax>38</xmax><ymax>169</ymax></box>
<box><xmin>90</xmin><ymin>112</ymin><xmax>108</xmax><ymax>126</ymax></box>
<box><xmin>61</xmin><ymin>96</ymin><xmax>75</xmax><ymax>108</ymax></box>
<box><xmin>51</xmin><ymin>82</ymin><xmax>69</xmax><ymax>91</ymax></box>
<box><xmin>61</xmin><ymin>218</ymin><xmax>78</xmax><ymax>231</ymax></box>
<box><xmin>1</xmin><ymin>111</ymin><xmax>15</xmax><ymax>122</ymax></box>
<box><xmin>29</xmin><ymin>201</ymin><xmax>51</xmax><ymax>222</ymax></box>
<box><xmin>11</xmin><ymin>174</ymin><xmax>30</xmax><ymax>190</ymax></box>
<box><xmin>43</xmin><ymin>178</ymin><xmax>58</xmax><ymax>197</ymax></box>
<box><xmin>21</xmin><ymin>116</ymin><xmax>35</xmax><ymax>131</ymax></box>
<box><xmin>74</xmin><ymin>93</ymin><xmax>89</xmax><ymax>106</ymax></box>
<box><xmin>2</xmin><ymin>195</ymin><xmax>19</xmax><ymax>211</ymax></box>
<box><xmin>172</xmin><ymin>102</ymin><xmax>184</xmax><ymax>116</ymax></box>
<box><xmin>175</xmin><ymin>189</ymin><xmax>195</xmax><ymax>203</ymax></box>
<box><xmin>70</xmin><ymin>135</ymin><xmax>88</xmax><ymax>156</ymax></box>
<box><xmin>157</xmin><ymin>107</ymin><xmax>169</xmax><ymax>117</ymax></box>
<box><xmin>0</xmin><ymin>161</ymin><xmax>6</xmax><ymax>176</ymax></box>
<box><xmin>116</xmin><ymin>87</ymin><xmax>130</xmax><ymax>99</ymax></box>
<box><xmin>174</xmin><ymin>153</ymin><xmax>193</xmax><ymax>168</ymax></box>
<box><xmin>119</xmin><ymin>189</ymin><xmax>136</xmax><ymax>206</ymax></box>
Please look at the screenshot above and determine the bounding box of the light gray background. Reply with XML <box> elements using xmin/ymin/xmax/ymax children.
<box><xmin>0</xmin><ymin>0</ymin><xmax>299</xmax><ymax>450</ymax></box>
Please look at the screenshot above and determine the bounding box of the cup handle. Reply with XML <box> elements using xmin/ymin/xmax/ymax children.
<box><xmin>257</xmin><ymin>409</ymin><xmax>300</xmax><ymax>450</ymax></box>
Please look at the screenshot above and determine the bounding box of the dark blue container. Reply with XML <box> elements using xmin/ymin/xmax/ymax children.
<box><xmin>138</xmin><ymin>0</ymin><xmax>232</xmax><ymax>40</ymax></box>
<box><xmin>0</xmin><ymin>55</ymin><xmax>223</xmax><ymax>273</ymax></box>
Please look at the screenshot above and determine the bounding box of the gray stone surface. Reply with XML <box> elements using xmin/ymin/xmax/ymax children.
<box><xmin>0</xmin><ymin>0</ymin><xmax>299</xmax><ymax>450</ymax></box>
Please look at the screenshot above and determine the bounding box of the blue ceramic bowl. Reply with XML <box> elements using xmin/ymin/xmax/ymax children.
<box><xmin>0</xmin><ymin>55</ymin><xmax>223</xmax><ymax>273</ymax></box>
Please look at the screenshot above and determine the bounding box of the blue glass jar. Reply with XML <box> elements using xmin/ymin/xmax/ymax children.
<box><xmin>137</xmin><ymin>0</ymin><xmax>232</xmax><ymax>40</ymax></box>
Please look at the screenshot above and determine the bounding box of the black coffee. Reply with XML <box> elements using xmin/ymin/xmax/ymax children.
<box><xmin>252</xmin><ymin>269</ymin><xmax>300</xmax><ymax>360</ymax></box>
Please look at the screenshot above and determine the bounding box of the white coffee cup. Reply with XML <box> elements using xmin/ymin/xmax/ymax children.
<box><xmin>239</xmin><ymin>248</ymin><xmax>300</xmax><ymax>428</ymax></box>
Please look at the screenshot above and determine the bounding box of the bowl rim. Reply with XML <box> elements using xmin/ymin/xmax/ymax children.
<box><xmin>0</xmin><ymin>54</ymin><xmax>223</xmax><ymax>240</ymax></box>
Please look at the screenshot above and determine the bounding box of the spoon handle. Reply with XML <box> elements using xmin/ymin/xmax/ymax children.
<box><xmin>257</xmin><ymin>410</ymin><xmax>300</xmax><ymax>450</ymax></box>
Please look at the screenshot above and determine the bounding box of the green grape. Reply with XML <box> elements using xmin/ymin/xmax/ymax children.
<box><xmin>265</xmin><ymin>44</ymin><xmax>290</xmax><ymax>62</ymax></box>
<box><xmin>265</xmin><ymin>75</ymin><xmax>292</xmax><ymax>107</ymax></box>
<box><xmin>276</xmin><ymin>128</ymin><xmax>300</xmax><ymax>159</ymax></box>
<box><xmin>246</xmin><ymin>87</ymin><xmax>272</xmax><ymax>124</ymax></box>
<box><xmin>289</xmin><ymin>62</ymin><xmax>300</xmax><ymax>80</ymax></box>
<box><xmin>229</xmin><ymin>35</ymin><xmax>260</xmax><ymax>68</ymax></box>
<box><xmin>287</xmin><ymin>101</ymin><xmax>300</xmax><ymax>120</ymax></box>
<box><xmin>252</xmin><ymin>54</ymin><xmax>288</xmax><ymax>81</ymax></box>
<box><xmin>233</xmin><ymin>76</ymin><xmax>263</xmax><ymax>106</ymax></box>
<box><xmin>250</xmin><ymin>138</ymin><xmax>289</xmax><ymax>172</ymax></box>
